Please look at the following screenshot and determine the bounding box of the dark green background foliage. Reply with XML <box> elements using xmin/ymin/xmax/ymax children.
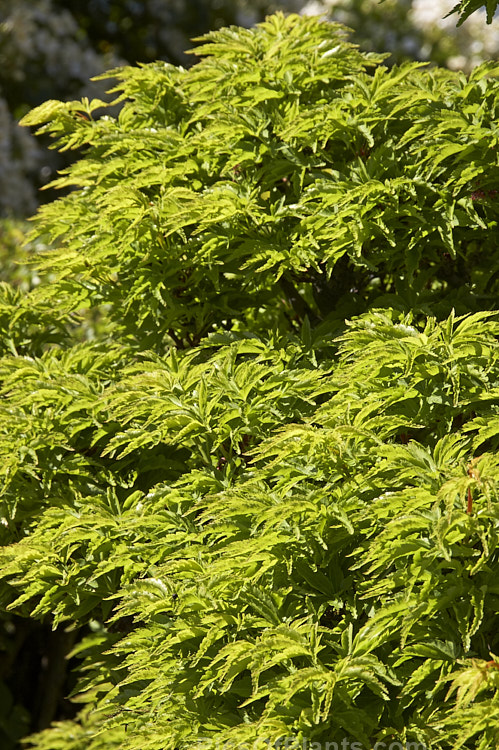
<box><xmin>0</xmin><ymin>11</ymin><xmax>499</xmax><ymax>750</ymax></box>
<box><xmin>54</xmin><ymin>0</ymin><xmax>278</xmax><ymax>67</ymax></box>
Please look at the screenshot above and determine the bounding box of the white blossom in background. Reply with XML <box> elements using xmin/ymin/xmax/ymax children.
<box><xmin>411</xmin><ymin>0</ymin><xmax>499</xmax><ymax>68</ymax></box>
<box><xmin>0</xmin><ymin>0</ymin><xmax>122</xmax><ymax>217</ymax></box>
<box><xmin>1</xmin><ymin>0</ymin><xmax>121</xmax><ymax>98</ymax></box>
<box><xmin>0</xmin><ymin>98</ymin><xmax>40</xmax><ymax>216</ymax></box>
<box><xmin>300</xmin><ymin>0</ymin><xmax>499</xmax><ymax>69</ymax></box>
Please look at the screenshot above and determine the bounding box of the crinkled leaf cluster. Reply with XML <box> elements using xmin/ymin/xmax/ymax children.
<box><xmin>19</xmin><ymin>14</ymin><xmax>499</xmax><ymax>349</ymax></box>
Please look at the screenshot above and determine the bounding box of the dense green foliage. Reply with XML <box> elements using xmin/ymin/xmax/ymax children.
<box><xmin>18</xmin><ymin>22</ymin><xmax>499</xmax><ymax>346</ymax></box>
<box><xmin>1</xmin><ymin>11</ymin><xmax>499</xmax><ymax>750</ymax></box>
<box><xmin>2</xmin><ymin>0</ymin><xmax>498</xmax><ymax>218</ymax></box>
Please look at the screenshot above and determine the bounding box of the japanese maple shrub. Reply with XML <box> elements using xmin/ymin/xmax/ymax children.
<box><xmin>0</xmin><ymin>11</ymin><xmax>498</xmax><ymax>750</ymax></box>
